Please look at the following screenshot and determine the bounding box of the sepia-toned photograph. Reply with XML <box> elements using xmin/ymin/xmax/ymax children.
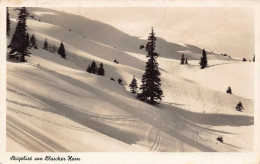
<box><xmin>6</xmin><ymin>6</ymin><xmax>255</xmax><ymax>153</ymax></box>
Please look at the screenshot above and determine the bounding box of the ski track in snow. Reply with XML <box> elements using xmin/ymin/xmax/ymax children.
<box><xmin>7</xmin><ymin>115</ymin><xmax>69</xmax><ymax>152</ymax></box>
<box><xmin>8</xmin><ymin>83</ymin><xmax>145</xmax><ymax>131</ymax></box>
<box><xmin>213</xmin><ymin>92</ymin><xmax>223</xmax><ymax>113</ymax></box>
<box><xmin>161</xmin><ymin>71</ymin><xmax>216</xmax><ymax>151</ymax></box>
<box><xmin>160</xmin><ymin>69</ymin><xmax>237</xmax><ymax>152</ymax></box>
<box><xmin>150</xmin><ymin>130</ymin><xmax>161</xmax><ymax>152</ymax></box>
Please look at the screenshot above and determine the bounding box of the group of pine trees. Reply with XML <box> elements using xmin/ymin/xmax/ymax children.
<box><xmin>43</xmin><ymin>38</ymin><xmax>66</xmax><ymax>58</ymax></box>
<box><xmin>86</xmin><ymin>60</ymin><xmax>105</xmax><ymax>76</ymax></box>
<box><xmin>242</xmin><ymin>55</ymin><xmax>255</xmax><ymax>62</ymax></box>
<box><xmin>128</xmin><ymin>28</ymin><xmax>163</xmax><ymax>105</ymax></box>
<box><xmin>180</xmin><ymin>54</ymin><xmax>188</xmax><ymax>64</ymax></box>
<box><xmin>131</xmin><ymin>34</ymin><xmax>211</xmax><ymax>105</ymax></box>
<box><xmin>7</xmin><ymin>7</ymin><xmax>66</xmax><ymax>61</ymax></box>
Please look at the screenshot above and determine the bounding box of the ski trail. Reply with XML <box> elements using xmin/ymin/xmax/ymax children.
<box><xmin>163</xmin><ymin>71</ymin><xmax>214</xmax><ymax>152</ymax></box>
<box><xmin>176</xmin><ymin>137</ymin><xmax>184</xmax><ymax>152</ymax></box>
<box><xmin>9</xmin><ymin>84</ymin><xmax>144</xmax><ymax>129</ymax></box>
<box><xmin>195</xmin><ymin>88</ymin><xmax>206</xmax><ymax>112</ymax></box>
<box><xmin>7</xmin><ymin>115</ymin><xmax>69</xmax><ymax>152</ymax></box>
<box><xmin>151</xmin><ymin>130</ymin><xmax>161</xmax><ymax>152</ymax></box>
<box><xmin>213</xmin><ymin>92</ymin><xmax>223</xmax><ymax>113</ymax></box>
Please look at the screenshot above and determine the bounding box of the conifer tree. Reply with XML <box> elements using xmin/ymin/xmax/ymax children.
<box><xmin>87</xmin><ymin>60</ymin><xmax>98</xmax><ymax>74</ymax></box>
<box><xmin>200</xmin><ymin>49</ymin><xmax>208</xmax><ymax>69</ymax></box>
<box><xmin>129</xmin><ymin>76</ymin><xmax>138</xmax><ymax>94</ymax></box>
<box><xmin>253</xmin><ymin>55</ymin><xmax>255</xmax><ymax>62</ymax></box>
<box><xmin>185</xmin><ymin>57</ymin><xmax>188</xmax><ymax>64</ymax></box>
<box><xmin>97</xmin><ymin>63</ymin><xmax>105</xmax><ymax>76</ymax></box>
<box><xmin>8</xmin><ymin>7</ymin><xmax>30</xmax><ymax>62</ymax></box>
<box><xmin>91</xmin><ymin>60</ymin><xmax>97</xmax><ymax>74</ymax></box>
<box><xmin>57</xmin><ymin>41</ymin><xmax>66</xmax><ymax>58</ymax></box>
<box><xmin>26</xmin><ymin>33</ymin><xmax>31</xmax><ymax>48</ymax></box>
<box><xmin>181</xmin><ymin>54</ymin><xmax>185</xmax><ymax>64</ymax></box>
<box><xmin>30</xmin><ymin>34</ymin><xmax>37</xmax><ymax>49</ymax></box>
<box><xmin>7</xmin><ymin>7</ymin><xmax>10</xmax><ymax>36</ymax></box>
<box><xmin>138</xmin><ymin>27</ymin><xmax>163</xmax><ymax>105</ymax></box>
<box><xmin>43</xmin><ymin>38</ymin><xmax>48</xmax><ymax>49</ymax></box>
<box><xmin>86</xmin><ymin>65</ymin><xmax>91</xmax><ymax>73</ymax></box>
<box><xmin>226</xmin><ymin>86</ymin><xmax>232</xmax><ymax>94</ymax></box>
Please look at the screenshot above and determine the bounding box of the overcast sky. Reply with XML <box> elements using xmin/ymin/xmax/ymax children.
<box><xmin>54</xmin><ymin>7</ymin><xmax>255</xmax><ymax>58</ymax></box>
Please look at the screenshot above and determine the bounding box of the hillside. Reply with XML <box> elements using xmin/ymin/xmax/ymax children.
<box><xmin>6</xmin><ymin>7</ymin><xmax>254</xmax><ymax>152</ymax></box>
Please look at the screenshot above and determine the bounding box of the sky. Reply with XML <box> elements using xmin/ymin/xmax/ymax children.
<box><xmin>54</xmin><ymin>7</ymin><xmax>255</xmax><ymax>58</ymax></box>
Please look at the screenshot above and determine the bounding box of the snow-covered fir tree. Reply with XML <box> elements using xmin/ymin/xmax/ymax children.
<box><xmin>86</xmin><ymin>65</ymin><xmax>91</xmax><ymax>73</ymax></box>
<box><xmin>43</xmin><ymin>38</ymin><xmax>48</xmax><ymax>50</ymax></box>
<box><xmin>226</xmin><ymin>86</ymin><xmax>232</xmax><ymax>94</ymax></box>
<box><xmin>8</xmin><ymin>7</ymin><xmax>30</xmax><ymax>62</ymax></box>
<box><xmin>87</xmin><ymin>60</ymin><xmax>98</xmax><ymax>74</ymax></box>
<box><xmin>58</xmin><ymin>41</ymin><xmax>66</xmax><ymax>58</ymax></box>
<box><xmin>200</xmin><ymin>49</ymin><xmax>208</xmax><ymax>69</ymax></box>
<box><xmin>181</xmin><ymin>54</ymin><xmax>185</xmax><ymax>64</ymax></box>
<box><xmin>30</xmin><ymin>34</ymin><xmax>37</xmax><ymax>49</ymax></box>
<box><xmin>185</xmin><ymin>57</ymin><xmax>188</xmax><ymax>64</ymax></box>
<box><xmin>138</xmin><ymin>27</ymin><xmax>163</xmax><ymax>105</ymax></box>
<box><xmin>97</xmin><ymin>63</ymin><xmax>105</xmax><ymax>76</ymax></box>
<box><xmin>129</xmin><ymin>76</ymin><xmax>138</xmax><ymax>94</ymax></box>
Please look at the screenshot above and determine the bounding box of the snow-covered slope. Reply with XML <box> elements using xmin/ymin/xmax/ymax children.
<box><xmin>6</xmin><ymin>8</ymin><xmax>254</xmax><ymax>152</ymax></box>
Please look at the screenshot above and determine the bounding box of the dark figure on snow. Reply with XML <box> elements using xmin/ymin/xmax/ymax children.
<box><xmin>236</xmin><ymin>101</ymin><xmax>243</xmax><ymax>111</ymax></box>
<box><xmin>118</xmin><ymin>79</ymin><xmax>123</xmax><ymax>85</ymax></box>
<box><xmin>139</xmin><ymin>45</ymin><xmax>144</xmax><ymax>49</ymax></box>
<box><xmin>217</xmin><ymin>136</ymin><xmax>223</xmax><ymax>143</ymax></box>
<box><xmin>114</xmin><ymin>59</ymin><xmax>119</xmax><ymax>64</ymax></box>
